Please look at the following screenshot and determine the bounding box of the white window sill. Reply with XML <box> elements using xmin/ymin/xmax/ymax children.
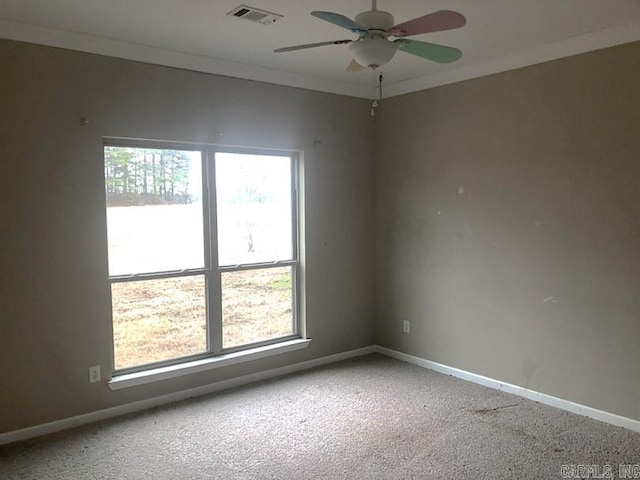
<box><xmin>108</xmin><ymin>338</ymin><xmax>311</xmax><ymax>391</ymax></box>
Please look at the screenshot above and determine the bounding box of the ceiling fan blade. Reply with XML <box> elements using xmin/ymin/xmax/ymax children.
<box><xmin>346</xmin><ymin>59</ymin><xmax>367</xmax><ymax>72</ymax></box>
<box><xmin>395</xmin><ymin>39</ymin><xmax>462</xmax><ymax>63</ymax></box>
<box><xmin>274</xmin><ymin>39</ymin><xmax>352</xmax><ymax>53</ymax></box>
<box><xmin>391</xmin><ymin>10</ymin><xmax>466</xmax><ymax>37</ymax></box>
<box><xmin>311</xmin><ymin>11</ymin><xmax>368</xmax><ymax>35</ymax></box>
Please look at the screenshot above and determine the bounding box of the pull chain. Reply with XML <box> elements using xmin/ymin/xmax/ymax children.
<box><xmin>370</xmin><ymin>71</ymin><xmax>383</xmax><ymax>116</ymax></box>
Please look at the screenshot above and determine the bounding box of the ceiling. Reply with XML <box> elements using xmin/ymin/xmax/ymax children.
<box><xmin>2</xmin><ymin>0</ymin><xmax>640</xmax><ymax>98</ymax></box>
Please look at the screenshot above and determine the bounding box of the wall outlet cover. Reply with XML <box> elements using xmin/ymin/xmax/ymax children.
<box><xmin>89</xmin><ymin>365</ymin><xmax>101</xmax><ymax>383</ymax></box>
<box><xmin>403</xmin><ymin>320</ymin><xmax>411</xmax><ymax>333</ymax></box>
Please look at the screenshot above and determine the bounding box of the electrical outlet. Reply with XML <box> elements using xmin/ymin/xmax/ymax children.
<box><xmin>403</xmin><ymin>320</ymin><xmax>410</xmax><ymax>334</ymax></box>
<box><xmin>88</xmin><ymin>365</ymin><xmax>101</xmax><ymax>383</ymax></box>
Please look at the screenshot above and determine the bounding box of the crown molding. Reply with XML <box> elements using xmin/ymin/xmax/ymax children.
<box><xmin>384</xmin><ymin>20</ymin><xmax>640</xmax><ymax>97</ymax></box>
<box><xmin>2</xmin><ymin>18</ymin><xmax>640</xmax><ymax>99</ymax></box>
<box><xmin>0</xmin><ymin>20</ymin><xmax>370</xmax><ymax>99</ymax></box>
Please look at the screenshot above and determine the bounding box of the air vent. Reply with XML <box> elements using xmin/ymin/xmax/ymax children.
<box><xmin>227</xmin><ymin>5</ymin><xmax>283</xmax><ymax>25</ymax></box>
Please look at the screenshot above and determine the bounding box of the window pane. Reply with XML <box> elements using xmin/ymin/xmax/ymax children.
<box><xmin>105</xmin><ymin>147</ymin><xmax>204</xmax><ymax>276</ymax></box>
<box><xmin>215</xmin><ymin>153</ymin><xmax>292</xmax><ymax>266</ymax></box>
<box><xmin>222</xmin><ymin>267</ymin><xmax>294</xmax><ymax>349</ymax></box>
<box><xmin>111</xmin><ymin>276</ymin><xmax>207</xmax><ymax>370</ymax></box>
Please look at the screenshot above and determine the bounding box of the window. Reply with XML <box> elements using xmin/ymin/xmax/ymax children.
<box><xmin>104</xmin><ymin>143</ymin><xmax>301</xmax><ymax>373</ymax></box>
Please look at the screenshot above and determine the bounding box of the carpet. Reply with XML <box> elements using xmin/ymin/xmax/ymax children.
<box><xmin>1</xmin><ymin>354</ymin><xmax>639</xmax><ymax>479</ymax></box>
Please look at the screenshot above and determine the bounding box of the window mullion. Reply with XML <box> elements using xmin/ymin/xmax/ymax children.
<box><xmin>205</xmin><ymin>147</ymin><xmax>223</xmax><ymax>354</ymax></box>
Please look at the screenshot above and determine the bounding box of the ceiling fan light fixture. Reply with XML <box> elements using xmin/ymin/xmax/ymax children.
<box><xmin>349</xmin><ymin>37</ymin><xmax>398</xmax><ymax>68</ymax></box>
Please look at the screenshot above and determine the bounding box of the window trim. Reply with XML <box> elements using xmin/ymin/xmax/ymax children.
<box><xmin>104</xmin><ymin>139</ymin><xmax>304</xmax><ymax>378</ymax></box>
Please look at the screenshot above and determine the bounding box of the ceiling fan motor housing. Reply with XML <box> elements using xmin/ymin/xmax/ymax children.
<box><xmin>354</xmin><ymin>9</ymin><xmax>395</xmax><ymax>33</ymax></box>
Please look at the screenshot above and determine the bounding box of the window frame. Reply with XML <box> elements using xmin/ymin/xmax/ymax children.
<box><xmin>104</xmin><ymin>139</ymin><xmax>302</xmax><ymax>375</ymax></box>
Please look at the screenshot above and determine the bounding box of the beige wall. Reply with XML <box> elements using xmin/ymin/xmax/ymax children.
<box><xmin>3</xmin><ymin>35</ymin><xmax>640</xmax><ymax>435</ymax></box>
<box><xmin>0</xmin><ymin>40</ymin><xmax>374</xmax><ymax>433</ymax></box>
<box><xmin>375</xmin><ymin>41</ymin><xmax>640</xmax><ymax>421</ymax></box>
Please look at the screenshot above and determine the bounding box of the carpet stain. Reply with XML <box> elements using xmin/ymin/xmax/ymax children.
<box><xmin>471</xmin><ymin>404</ymin><xmax>520</xmax><ymax>416</ymax></box>
<box><xmin>501</xmin><ymin>423</ymin><xmax>537</xmax><ymax>440</ymax></box>
<box><xmin>470</xmin><ymin>404</ymin><xmax>538</xmax><ymax>440</ymax></box>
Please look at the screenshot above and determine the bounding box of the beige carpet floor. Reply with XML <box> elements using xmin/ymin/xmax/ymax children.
<box><xmin>1</xmin><ymin>354</ymin><xmax>639</xmax><ymax>479</ymax></box>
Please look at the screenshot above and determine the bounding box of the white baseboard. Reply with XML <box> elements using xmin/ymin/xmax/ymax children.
<box><xmin>374</xmin><ymin>346</ymin><xmax>640</xmax><ymax>434</ymax></box>
<box><xmin>3</xmin><ymin>344</ymin><xmax>638</xmax><ymax>446</ymax></box>
<box><xmin>0</xmin><ymin>345</ymin><xmax>377</xmax><ymax>446</ymax></box>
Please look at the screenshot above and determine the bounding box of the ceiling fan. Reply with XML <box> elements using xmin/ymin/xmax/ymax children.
<box><xmin>274</xmin><ymin>0</ymin><xmax>466</xmax><ymax>71</ymax></box>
